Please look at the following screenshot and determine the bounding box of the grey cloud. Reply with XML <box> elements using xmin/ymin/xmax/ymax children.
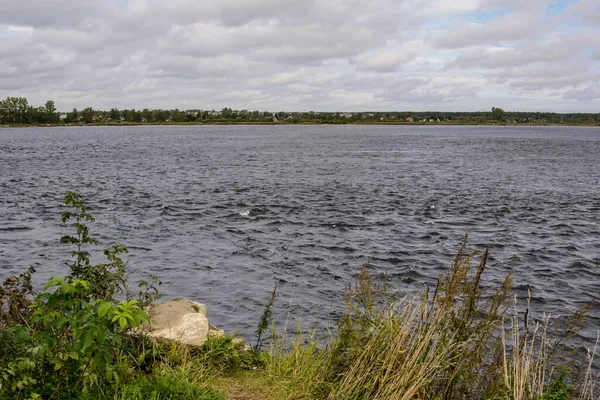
<box><xmin>479</xmin><ymin>0</ymin><xmax>549</xmax><ymax>11</ymax></box>
<box><xmin>161</xmin><ymin>18</ymin><xmax>383</xmax><ymax>64</ymax></box>
<box><xmin>125</xmin><ymin>0</ymin><xmax>319</xmax><ymax>28</ymax></box>
<box><xmin>350</xmin><ymin>50</ymin><xmax>417</xmax><ymax>72</ymax></box>
<box><xmin>0</xmin><ymin>0</ymin><xmax>599</xmax><ymax>112</ymax></box>
<box><xmin>566</xmin><ymin>0</ymin><xmax>600</xmax><ymax>24</ymax></box>
<box><xmin>450</xmin><ymin>38</ymin><xmax>587</xmax><ymax>69</ymax></box>
<box><xmin>0</xmin><ymin>0</ymin><xmax>112</xmax><ymax>28</ymax></box>
<box><xmin>562</xmin><ymin>84</ymin><xmax>600</xmax><ymax>100</ymax></box>
<box><xmin>433</xmin><ymin>10</ymin><xmax>553</xmax><ymax>49</ymax></box>
<box><xmin>373</xmin><ymin>77</ymin><xmax>480</xmax><ymax>104</ymax></box>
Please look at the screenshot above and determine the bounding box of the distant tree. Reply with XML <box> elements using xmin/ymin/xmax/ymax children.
<box><xmin>109</xmin><ymin>108</ymin><xmax>120</xmax><ymax>120</ymax></box>
<box><xmin>29</xmin><ymin>106</ymin><xmax>47</xmax><ymax>124</ymax></box>
<box><xmin>221</xmin><ymin>107</ymin><xmax>233</xmax><ymax>118</ymax></box>
<box><xmin>491</xmin><ymin>107</ymin><xmax>505</xmax><ymax>121</ymax></box>
<box><xmin>142</xmin><ymin>108</ymin><xmax>152</xmax><ymax>121</ymax></box>
<box><xmin>81</xmin><ymin>107</ymin><xmax>94</xmax><ymax>123</ymax></box>
<box><xmin>44</xmin><ymin>100</ymin><xmax>58</xmax><ymax>123</ymax></box>
<box><xmin>45</xmin><ymin>100</ymin><xmax>56</xmax><ymax>114</ymax></box>
<box><xmin>0</xmin><ymin>97</ymin><xmax>29</xmax><ymax>124</ymax></box>
<box><xmin>152</xmin><ymin>109</ymin><xmax>166</xmax><ymax>122</ymax></box>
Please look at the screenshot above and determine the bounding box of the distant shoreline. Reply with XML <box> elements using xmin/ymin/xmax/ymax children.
<box><xmin>2</xmin><ymin>121</ymin><xmax>599</xmax><ymax>128</ymax></box>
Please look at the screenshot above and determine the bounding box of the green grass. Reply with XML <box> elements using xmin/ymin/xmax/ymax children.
<box><xmin>114</xmin><ymin>375</ymin><xmax>224</xmax><ymax>400</ymax></box>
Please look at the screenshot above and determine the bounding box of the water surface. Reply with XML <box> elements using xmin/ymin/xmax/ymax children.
<box><xmin>1</xmin><ymin>125</ymin><xmax>598</xmax><ymax>342</ymax></box>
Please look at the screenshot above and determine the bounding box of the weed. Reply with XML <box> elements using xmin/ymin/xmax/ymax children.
<box><xmin>255</xmin><ymin>287</ymin><xmax>277</xmax><ymax>352</ymax></box>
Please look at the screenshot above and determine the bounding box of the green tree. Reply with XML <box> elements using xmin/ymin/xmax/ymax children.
<box><xmin>491</xmin><ymin>107</ymin><xmax>505</xmax><ymax>121</ymax></box>
<box><xmin>152</xmin><ymin>109</ymin><xmax>166</xmax><ymax>122</ymax></box>
<box><xmin>109</xmin><ymin>108</ymin><xmax>120</xmax><ymax>120</ymax></box>
<box><xmin>44</xmin><ymin>100</ymin><xmax>58</xmax><ymax>123</ymax></box>
<box><xmin>0</xmin><ymin>97</ymin><xmax>29</xmax><ymax>124</ymax></box>
<box><xmin>44</xmin><ymin>100</ymin><xmax>56</xmax><ymax>114</ymax></box>
<box><xmin>221</xmin><ymin>107</ymin><xmax>233</xmax><ymax>118</ymax></box>
<box><xmin>81</xmin><ymin>107</ymin><xmax>94</xmax><ymax>123</ymax></box>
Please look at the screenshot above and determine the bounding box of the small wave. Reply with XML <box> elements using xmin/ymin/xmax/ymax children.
<box><xmin>372</xmin><ymin>256</ymin><xmax>404</xmax><ymax>264</ymax></box>
<box><xmin>324</xmin><ymin>245</ymin><xmax>356</xmax><ymax>253</ymax></box>
<box><xmin>0</xmin><ymin>226</ymin><xmax>32</xmax><ymax>232</ymax></box>
<box><xmin>239</xmin><ymin>210</ymin><xmax>250</xmax><ymax>217</ymax></box>
<box><xmin>265</xmin><ymin>219</ymin><xmax>283</xmax><ymax>226</ymax></box>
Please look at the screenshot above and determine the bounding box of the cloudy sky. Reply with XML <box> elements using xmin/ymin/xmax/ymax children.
<box><xmin>0</xmin><ymin>0</ymin><xmax>598</xmax><ymax>112</ymax></box>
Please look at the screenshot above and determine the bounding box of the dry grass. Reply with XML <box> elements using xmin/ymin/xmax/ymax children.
<box><xmin>329</xmin><ymin>299</ymin><xmax>456</xmax><ymax>400</ymax></box>
<box><xmin>261</xmin><ymin>237</ymin><xmax>599</xmax><ymax>399</ymax></box>
<box><xmin>579</xmin><ymin>334</ymin><xmax>600</xmax><ymax>400</ymax></box>
<box><xmin>113</xmin><ymin>237</ymin><xmax>598</xmax><ymax>400</ymax></box>
<box><xmin>263</xmin><ymin>328</ymin><xmax>330</xmax><ymax>399</ymax></box>
<box><xmin>502</xmin><ymin>307</ymin><xmax>553</xmax><ymax>399</ymax></box>
<box><xmin>212</xmin><ymin>372</ymin><xmax>285</xmax><ymax>400</ymax></box>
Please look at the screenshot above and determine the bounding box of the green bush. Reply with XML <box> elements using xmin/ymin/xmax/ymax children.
<box><xmin>0</xmin><ymin>191</ymin><xmax>160</xmax><ymax>399</ymax></box>
<box><xmin>117</xmin><ymin>375</ymin><xmax>224</xmax><ymax>400</ymax></box>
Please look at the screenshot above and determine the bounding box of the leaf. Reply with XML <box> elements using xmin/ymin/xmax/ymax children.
<box><xmin>17</xmin><ymin>359</ymin><xmax>35</xmax><ymax>371</ymax></box>
<box><xmin>95</xmin><ymin>325</ymin><xmax>106</xmax><ymax>344</ymax></box>
<box><xmin>48</xmin><ymin>296</ymin><xmax>58</xmax><ymax>309</ymax></box>
<box><xmin>98</xmin><ymin>301</ymin><xmax>113</xmax><ymax>318</ymax></box>
<box><xmin>119</xmin><ymin>317</ymin><xmax>127</xmax><ymax>330</ymax></box>
<box><xmin>44</xmin><ymin>277</ymin><xmax>62</xmax><ymax>290</ymax></box>
<box><xmin>83</xmin><ymin>332</ymin><xmax>94</xmax><ymax>350</ymax></box>
<box><xmin>119</xmin><ymin>311</ymin><xmax>134</xmax><ymax>321</ymax></box>
<box><xmin>60</xmin><ymin>236</ymin><xmax>78</xmax><ymax>244</ymax></box>
<box><xmin>54</xmin><ymin>363</ymin><xmax>63</xmax><ymax>371</ymax></box>
<box><xmin>135</xmin><ymin>311</ymin><xmax>150</xmax><ymax>325</ymax></box>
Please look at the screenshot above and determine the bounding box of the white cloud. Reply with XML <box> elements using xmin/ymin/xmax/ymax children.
<box><xmin>0</xmin><ymin>0</ymin><xmax>598</xmax><ymax>111</ymax></box>
<box><xmin>351</xmin><ymin>47</ymin><xmax>418</xmax><ymax>72</ymax></box>
<box><xmin>566</xmin><ymin>0</ymin><xmax>600</xmax><ymax>24</ymax></box>
<box><xmin>563</xmin><ymin>84</ymin><xmax>600</xmax><ymax>100</ymax></box>
<box><xmin>432</xmin><ymin>9</ymin><xmax>555</xmax><ymax>48</ymax></box>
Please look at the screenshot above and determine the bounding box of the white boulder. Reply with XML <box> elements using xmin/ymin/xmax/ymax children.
<box><xmin>143</xmin><ymin>298</ymin><xmax>210</xmax><ymax>347</ymax></box>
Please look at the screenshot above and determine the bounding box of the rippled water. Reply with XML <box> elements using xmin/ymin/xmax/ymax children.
<box><xmin>1</xmin><ymin>125</ymin><xmax>599</xmax><ymax>343</ymax></box>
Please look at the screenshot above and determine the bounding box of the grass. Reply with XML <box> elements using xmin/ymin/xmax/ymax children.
<box><xmin>94</xmin><ymin>238</ymin><xmax>600</xmax><ymax>399</ymax></box>
<box><xmin>250</xmin><ymin>237</ymin><xmax>599</xmax><ymax>399</ymax></box>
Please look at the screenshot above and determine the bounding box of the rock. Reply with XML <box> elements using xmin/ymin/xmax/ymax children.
<box><xmin>208</xmin><ymin>324</ymin><xmax>225</xmax><ymax>338</ymax></box>
<box><xmin>140</xmin><ymin>298</ymin><xmax>250</xmax><ymax>350</ymax></box>
<box><xmin>142</xmin><ymin>298</ymin><xmax>210</xmax><ymax>347</ymax></box>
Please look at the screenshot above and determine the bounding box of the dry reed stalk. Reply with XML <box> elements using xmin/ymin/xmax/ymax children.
<box><xmin>579</xmin><ymin>332</ymin><xmax>600</xmax><ymax>400</ymax></box>
<box><xmin>331</xmin><ymin>299</ymin><xmax>454</xmax><ymax>400</ymax></box>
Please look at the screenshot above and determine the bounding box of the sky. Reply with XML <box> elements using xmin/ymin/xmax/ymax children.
<box><xmin>0</xmin><ymin>0</ymin><xmax>598</xmax><ymax>112</ymax></box>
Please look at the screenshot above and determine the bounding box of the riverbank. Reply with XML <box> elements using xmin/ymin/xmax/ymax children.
<box><xmin>1</xmin><ymin>120</ymin><xmax>599</xmax><ymax>128</ymax></box>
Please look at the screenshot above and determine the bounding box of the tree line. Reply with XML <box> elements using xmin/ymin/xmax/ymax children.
<box><xmin>0</xmin><ymin>97</ymin><xmax>58</xmax><ymax>124</ymax></box>
<box><xmin>1</xmin><ymin>96</ymin><xmax>598</xmax><ymax>125</ymax></box>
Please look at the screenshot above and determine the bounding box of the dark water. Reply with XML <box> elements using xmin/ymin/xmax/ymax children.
<box><xmin>1</xmin><ymin>125</ymin><xmax>599</xmax><ymax>344</ymax></box>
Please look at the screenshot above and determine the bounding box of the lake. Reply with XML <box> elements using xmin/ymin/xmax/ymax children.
<box><xmin>1</xmin><ymin>125</ymin><xmax>598</xmax><ymax>343</ymax></box>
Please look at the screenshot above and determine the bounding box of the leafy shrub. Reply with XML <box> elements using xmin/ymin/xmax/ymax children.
<box><xmin>117</xmin><ymin>375</ymin><xmax>224</xmax><ymax>400</ymax></box>
<box><xmin>1</xmin><ymin>279</ymin><xmax>148</xmax><ymax>398</ymax></box>
<box><xmin>0</xmin><ymin>191</ymin><xmax>160</xmax><ymax>399</ymax></box>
